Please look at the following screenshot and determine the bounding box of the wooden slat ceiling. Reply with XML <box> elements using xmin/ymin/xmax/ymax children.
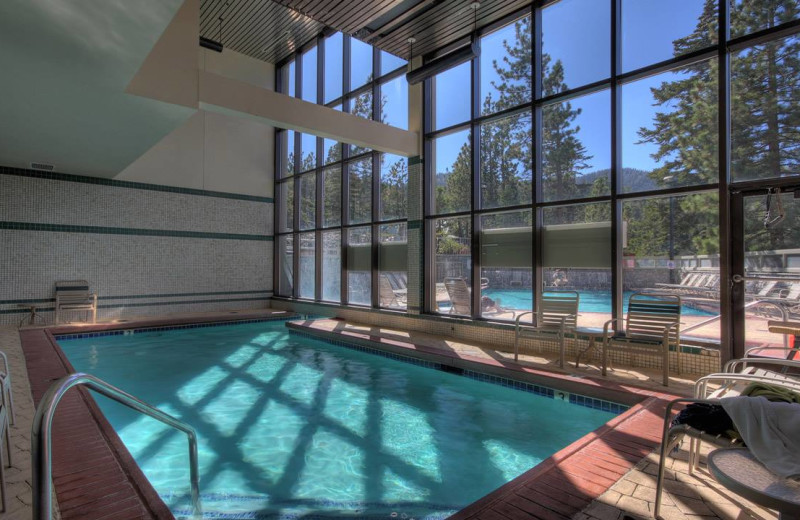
<box><xmin>200</xmin><ymin>0</ymin><xmax>531</xmax><ymax>65</ymax></box>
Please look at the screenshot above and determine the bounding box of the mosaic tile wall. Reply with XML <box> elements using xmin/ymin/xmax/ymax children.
<box><xmin>0</xmin><ymin>166</ymin><xmax>273</xmax><ymax>325</ymax></box>
<box><xmin>270</xmin><ymin>299</ymin><xmax>722</xmax><ymax>376</ymax></box>
<box><xmin>406</xmin><ymin>156</ymin><xmax>423</xmax><ymax>314</ymax></box>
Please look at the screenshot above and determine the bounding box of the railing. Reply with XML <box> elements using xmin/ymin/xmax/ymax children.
<box><xmin>31</xmin><ymin>373</ymin><xmax>201</xmax><ymax>519</ymax></box>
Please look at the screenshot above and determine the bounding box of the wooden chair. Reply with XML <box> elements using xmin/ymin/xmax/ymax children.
<box><xmin>601</xmin><ymin>293</ymin><xmax>681</xmax><ymax>386</ymax></box>
<box><xmin>54</xmin><ymin>280</ymin><xmax>98</xmax><ymax>324</ymax></box>
<box><xmin>514</xmin><ymin>291</ymin><xmax>579</xmax><ymax>368</ymax></box>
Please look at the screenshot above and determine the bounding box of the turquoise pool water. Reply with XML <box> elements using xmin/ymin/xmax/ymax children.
<box><xmin>483</xmin><ymin>289</ymin><xmax>715</xmax><ymax>316</ymax></box>
<box><xmin>58</xmin><ymin>321</ymin><xmax>617</xmax><ymax>519</ymax></box>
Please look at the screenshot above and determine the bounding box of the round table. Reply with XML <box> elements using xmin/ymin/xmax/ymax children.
<box><xmin>708</xmin><ymin>448</ymin><xmax>800</xmax><ymax>520</ymax></box>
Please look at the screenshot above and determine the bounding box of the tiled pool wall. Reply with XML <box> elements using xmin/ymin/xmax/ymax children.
<box><xmin>0</xmin><ymin>166</ymin><xmax>274</xmax><ymax>325</ymax></box>
<box><xmin>273</xmin><ymin>299</ymin><xmax>722</xmax><ymax>376</ymax></box>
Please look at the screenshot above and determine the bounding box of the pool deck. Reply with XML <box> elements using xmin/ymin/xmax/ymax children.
<box><xmin>1</xmin><ymin>309</ymin><xmax>777</xmax><ymax>520</ymax></box>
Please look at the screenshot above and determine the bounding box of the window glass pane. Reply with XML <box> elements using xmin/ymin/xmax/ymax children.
<box><xmin>433</xmin><ymin>62</ymin><xmax>471</xmax><ymax>130</ymax></box>
<box><xmin>621</xmin><ymin>60</ymin><xmax>718</xmax><ymax>193</ymax></box>
<box><xmin>298</xmin><ymin>232</ymin><xmax>316</xmax><ymax>299</ymax></box>
<box><xmin>543</xmin><ymin>203</ymin><xmax>612</xmax><ymax>328</ymax></box>
<box><xmin>542</xmin><ymin>0</ymin><xmax>608</xmax><ymax>92</ymax></box>
<box><xmin>347</xmin><ymin>227</ymin><xmax>372</xmax><ymax>305</ymax></box>
<box><xmin>280</xmin><ymin>61</ymin><xmax>295</xmax><ymax>97</ymax></box>
<box><xmin>351</xmin><ymin>89</ymin><xmax>373</xmax><ymax>120</ymax></box>
<box><xmin>480</xmin><ymin>210</ymin><xmax>532</xmax><ymax>321</ymax></box>
<box><xmin>280</xmin><ymin>129</ymin><xmax>295</xmax><ymax>178</ymax></box>
<box><xmin>324</xmin><ymin>139</ymin><xmax>341</xmax><ymax>164</ymax></box>
<box><xmin>622</xmin><ymin>193</ymin><xmax>720</xmax><ymax>341</ymax></box>
<box><xmin>731</xmin><ymin>0</ymin><xmax>800</xmax><ymax>39</ymax></box>
<box><xmin>323</xmin><ymin>166</ymin><xmax>341</xmax><ymax>227</ymax></box>
<box><xmin>299</xmin><ymin>173</ymin><xmax>316</xmax><ymax>230</ymax></box>
<box><xmin>322</xmin><ymin>230</ymin><xmax>341</xmax><ymax>302</ymax></box>
<box><xmin>301</xmin><ymin>46</ymin><xmax>318</xmax><ymax>103</ymax></box>
<box><xmin>380</xmin><ymin>154</ymin><xmax>408</xmax><ymax>221</ymax></box>
<box><xmin>480</xmin><ymin>112</ymin><xmax>532</xmax><ymax>209</ymax></box>
<box><xmin>350</xmin><ymin>38</ymin><xmax>373</xmax><ymax>90</ymax></box>
<box><xmin>380</xmin><ymin>50</ymin><xmax>407</xmax><ymax>76</ymax></box>
<box><xmin>432</xmin><ymin>129</ymin><xmax>471</xmax><ymax>215</ymax></box>
<box><xmin>434</xmin><ymin>216</ymin><xmax>472</xmax><ymax>315</ymax></box>
<box><xmin>324</xmin><ymin>33</ymin><xmax>343</xmax><ymax>103</ymax></box>
<box><xmin>379</xmin><ymin>223</ymin><xmax>407</xmax><ymax>310</ymax></box>
<box><xmin>348</xmin><ymin>157</ymin><xmax>372</xmax><ymax>224</ymax></box>
<box><xmin>621</xmin><ymin>0</ymin><xmax>716</xmax><ymax>72</ymax></box>
<box><xmin>278</xmin><ymin>181</ymin><xmax>294</xmax><ymax>233</ymax></box>
<box><xmin>300</xmin><ymin>133</ymin><xmax>317</xmax><ymax>172</ymax></box>
<box><xmin>543</xmin><ymin>89</ymin><xmax>611</xmax><ymax>202</ymax></box>
<box><xmin>278</xmin><ymin>235</ymin><xmax>293</xmax><ymax>296</ymax></box>
<box><xmin>480</xmin><ymin>16</ymin><xmax>532</xmax><ymax>115</ymax></box>
<box><xmin>731</xmin><ymin>34</ymin><xmax>800</xmax><ymax>182</ymax></box>
<box><xmin>379</xmin><ymin>76</ymin><xmax>408</xmax><ymax>130</ymax></box>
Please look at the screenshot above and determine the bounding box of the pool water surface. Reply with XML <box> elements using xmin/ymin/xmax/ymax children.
<box><xmin>59</xmin><ymin>321</ymin><xmax>617</xmax><ymax>519</ymax></box>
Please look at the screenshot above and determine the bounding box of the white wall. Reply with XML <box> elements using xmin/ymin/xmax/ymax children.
<box><xmin>118</xmin><ymin>48</ymin><xmax>275</xmax><ymax>198</ymax></box>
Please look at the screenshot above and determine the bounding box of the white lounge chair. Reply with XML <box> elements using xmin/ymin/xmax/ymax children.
<box><xmin>514</xmin><ymin>291</ymin><xmax>579</xmax><ymax>368</ymax></box>
<box><xmin>54</xmin><ymin>280</ymin><xmax>98</xmax><ymax>324</ymax></box>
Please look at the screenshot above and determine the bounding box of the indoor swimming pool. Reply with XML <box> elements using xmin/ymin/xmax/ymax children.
<box><xmin>57</xmin><ymin>320</ymin><xmax>620</xmax><ymax>519</ymax></box>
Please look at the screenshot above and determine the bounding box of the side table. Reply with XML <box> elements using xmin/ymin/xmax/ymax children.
<box><xmin>17</xmin><ymin>304</ymin><xmax>45</xmax><ymax>328</ymax></box>
<box><xmin>574</xmin><ymin>326</ymin><xmax>605</xmax><ymax>369</ymax></box>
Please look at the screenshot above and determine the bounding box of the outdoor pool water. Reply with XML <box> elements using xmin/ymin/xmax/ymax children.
<box><xmin>483</xmin><ymin>289</ymin><xmax>715</xmax><ymax>316</ymax></box>
<box><xmin>58</xmin><ymin>320</ymin><xmax>619</xmax><ymax>519</ymax></box>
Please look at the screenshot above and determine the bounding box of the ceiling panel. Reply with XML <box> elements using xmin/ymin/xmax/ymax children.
<box><xmin>200</xmin><ymin>0</ymin><xmax>531</xmax><ymax>65</ymax></box>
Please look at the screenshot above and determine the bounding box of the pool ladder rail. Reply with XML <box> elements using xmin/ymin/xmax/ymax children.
<box><xmin>31</xmin><ymin>372</ymin><xmax>202</xmax><ymax>520</ymax></box>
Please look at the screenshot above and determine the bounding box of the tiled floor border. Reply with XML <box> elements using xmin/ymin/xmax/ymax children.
<box><xmin>286</xmin><ymin>321</ymin><xmax>680</xmax><ymax>520</ymax></box>
<box><xmin>20</xmin><ymin>311</ymin><xmax>298</xmax><ymax>520</ymax></box>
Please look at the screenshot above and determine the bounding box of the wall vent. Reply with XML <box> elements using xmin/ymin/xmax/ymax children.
<box><xmin>30</xmin><ymin>162</ymin><xmax>55</xmax><ymax>171</ymax></box>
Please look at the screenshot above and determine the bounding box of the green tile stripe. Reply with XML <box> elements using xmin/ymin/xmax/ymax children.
<box><xmin>1</xmin><ymin>290</ymin><xmax>273</xmax><ymax>306</ymax></box>
<box><xmin>409</xmin><ymin>155</ymin><xmax>422</xmax><ymax>166</ymax></box>
<box><xmin>0</xmin><ymin>166</ymin><xmax>273</xmax><ymax>203</ymax></box>
<box><xmin>1</xmin><ymin>296</ymin><xmax>271</xmax><ymax>314</ymax></box>
<box><xmin>407</xmin><ymin>219</ymin><xmax>422</xmax><ymax>230</ymax></box>
<box><xmin>0</xmin><ymin>221</ymin><xmax>273</xmax><ymax>241</ymax></box>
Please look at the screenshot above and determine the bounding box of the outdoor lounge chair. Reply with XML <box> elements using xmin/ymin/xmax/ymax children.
<box><xmin>443</xmin><ymin>277</ymin><xmax>515</xmax><ymax>318</ymax></box>
<box><xmin>54</xmin><ymin>280</ymin><xmax>98</xmax><ymax>324</ymax></box>
<box><xmin>654</xmin><ymin>361</ymin><xmax>800</xmax><ymax>519</ymax></box>
<box><xmin>601</xmin><ymin>293</ymin><xmax>681</xmax><ymax>386</ymax></box>
<box><xmin>0</xmin><ymin>403</ymin><xmax>10</xmax><ymax>513</ymax></box>
<box><xmin>514</xmin><ymin>291</ymin><xmax>579</xmax><ymax>368</ymax></box>
<box><xmin>379</xmin><ymin>274</ymin><xmax>406</xmax><ymax>308</ymax></box>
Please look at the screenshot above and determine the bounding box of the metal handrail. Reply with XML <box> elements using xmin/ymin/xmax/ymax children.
<box><xmin>31</xmin><ymin>373</ymin><xmax>201</xmax><ymax>519</ymax></box>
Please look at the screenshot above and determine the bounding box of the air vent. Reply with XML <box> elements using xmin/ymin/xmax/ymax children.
<box><xmin>30</xmin><ymin>162</ymin><xmax>55</xmax><ymax>171</ymax></box>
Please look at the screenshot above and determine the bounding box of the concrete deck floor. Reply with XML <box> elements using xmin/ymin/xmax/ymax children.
<box><xmin>0</xmin><ymin>309</ymin><xmax>781</xmax><ymax>520</ymax></box>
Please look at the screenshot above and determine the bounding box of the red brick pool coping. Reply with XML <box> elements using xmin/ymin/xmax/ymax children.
<box><xmin>20</xmin><ymin>312</ymin><xmax>678</xmax><ymax>520</ymax></box>
<box><xmin>20</xmin><ymin>310</ymin><xmax>296</xmax><ymax>520</ymax></box>
<box><xmin>286</xmin><ymin>319</ymin><xmax>680</xmax><ymax>520</ymax></box>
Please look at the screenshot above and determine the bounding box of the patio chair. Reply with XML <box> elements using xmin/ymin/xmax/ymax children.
<box><xmin>514</xmin><ymin>291</ymin><xmax>579</xmax><ymax>368</ymax></box>
<box><xmin>379</xmin><ymin>274</ymin><xmax>405</xmax><ymax>308</ymax></box>
<box><xmin>54</xmin><ymin>280</ymin><xmax>98</xmax><ymax>324</ymax></box>
<box><xmin>654</xmin><ymin>272</ymin><xmax>700</xmax><ymax>292</ymax></box>
<box><xmin>0</xmin><ymin>352</ymin><xmax>14</xmax><ymax>426</ymax></box>
<box><xmin>601</xmin><ymin>293</ymin><xmax>681</xmax><ymax>386</ymax></box>
<box><xmin>443</xmin><ymin>278</ymin><xmax>516</xmax><ymax>318</ymax></box>
<box><xmin>0</xmin><ymin>403</ymin><xmax>9</xmax><ymax>513</ymax></box>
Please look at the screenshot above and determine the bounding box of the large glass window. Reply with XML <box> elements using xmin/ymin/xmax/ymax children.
<box><xmin>379</xmin><ymin>223</ymin><xmax>408</xmax><ymax>310</ymax></box>
<box><xmin>278</xmin><ymin>182</ymin><xmax>293</xmax><ymax>233</ymax></box>
<box><xmin>731</xmin><ymin>34</ymin><xmax>800</xmax><ymax>181</ymax></box>
<box><xmin>380</xmin><ymin>76</ymin><xmax>408</xmax><ymax>130</ymax></box>
<box><xmin>542</xmin><ymin>0</ymin><xmax>608</xmax><ymax>91</ymax></box>
<box><xmin>432</xmin><ymin>129</ymin><xmax>471</xmax><ymax>215</ymax></box>
<box><xmin>323</xmin><ymin>166</ymin><xmax>341</xmax><ymax>227</ymax></box>
<box><xmin>542</xmin><ymin>89</ymin><xmax>611</xmax><ymax>202</ymax></box>
<box><xmin>621</xmin><ymin>0</ymin><xmax>716</xmax><ymax>72</ymax></box>
<box><xmin>351</xmin><ymin>38</ymin><xmax>373</xmax><ymax>90</ymax></box>
<box><xmin>278</xmin><ymin>235</ymin><xmax>294</xmax><ymax>297</ymax></box>
<box><xmin>480</xmin><ymin>112</ymin><xmax>532</xmax><ymax>209</ymax></box>
<box><xmin>347</xmin><ymin>227</ymin><xmax>372</xmax><ymax>305</ymax></box>
<box><xmin>480</xmin><ymin>16</ymin><xmax>531</xmax><ymax>115</ymax></box>
<box><xmin>731</xmin><ymin>0</ymin><xmax>800</xmax><ymax>38</ymax></box>
<box><xmin>433</xmin><ymin>62</ymin><xmax>471</xmax><ymax>130</ymax></box>
<box><xmin>301</xmin><ymin>46</ymin><xmax>318</xmax><ymax>103</ymax></box>
<box><xmin>621</xmin><ymin>60</ymin><xmax>718</xmax><ymax>193</ymax></box>
<box><xmin>298</xmin><ymin>232</ymin><xmax>316</xmax><ymax>299</ymax></box>
<box><xmin>324</xmin><ymin>33</ymin><xmax>343</xmax><ymax>103</ymax></box>
<box><xmin>300</xmin><ymin>133</ymin><xmax>317</xmax><ymax>172</ymax></box>
<box><xmin>434</xmin><ymin>217</ymin><xmax>472</xmax><ymax>315</ymax></box>
<box><xmin>280</xmin><ymin>130</ymin><xmax>295</xmax><ymax>178</ymax></box>
<box><xmin>380</xmin><ymin>154</ymin><xmax>408</xmax><ymax>221</ymax></box>
<box><xmin>298</xmin><ymin>173</ymin><xmax>316</xmax><ymax>230</ymax></box>
<box><xmin>480</xmin><ymin>210</ymin><xmax>532</xmax><ymax>321</ymax></box>
<box><xmin>322</xmin><ymin>230</ymin><xmax>341</xmax><ymax>302</ymax></box>
<box><xmin>348</xmin><ymin>158</ymin><xmax>372</xmax><ymax>225</ymax></box>
<box><xmin>380</xmin><ymin>50</ymin><xmax>406</xmax><ymax>76</ymax></box>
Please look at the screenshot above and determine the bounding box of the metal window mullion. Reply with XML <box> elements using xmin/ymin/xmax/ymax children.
<box><xmin>423</xmin><ymin>77</ymin><xmax>433</xmax><ymax>313</ymax></box>
<box><xmin>292</xmin><ymin>174</ymin><xmax>300</xmax><ymax>300</ymax></box>
<box><xmin>718</xmin><ymin>0</ymin><xmax>735</xmax><ymax>361</ymax></box>
<box><xmin>372</xmin><ymin>153</ymin><xmax>380</xmax><ymax>308</ymax></box>
<box><xmin>610</xmin><ymin>0</ymin><xmax>623</xmax><ymax>327</ymax></box>
<box><xmin>533</xmin><ymin>4</ymin><xmax>543</xmax><ymax>314</ymax></box>
<box><xmin>470</xmin><ymin>39</ymin><xmax>481</xmax><ymax>319</ymax></box>
<box><xmin>341</xmin><ymin>160</ymin><xmax>350</xmax><ymax>304</ymax></box>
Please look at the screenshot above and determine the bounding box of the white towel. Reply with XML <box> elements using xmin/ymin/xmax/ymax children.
<box><xmin>721</xmin><ymin>396</ymin><xmax>800</xmax><ymax>479</ymax></box>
